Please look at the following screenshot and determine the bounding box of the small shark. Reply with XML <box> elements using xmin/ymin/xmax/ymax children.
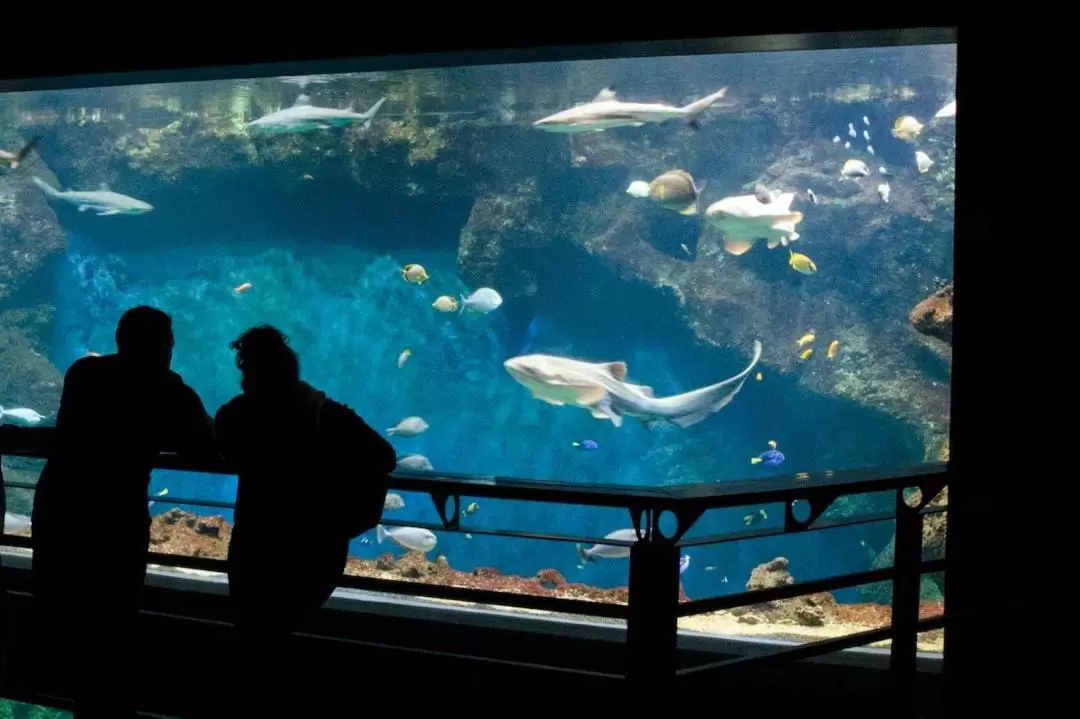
<box><xmin>704</xmin><ymin>192</ymin><xmax>804</xmax><ymax>256</ymax></box>
<box><xmin>32</xmin><ymin>178</ymin><xmax>152</xmax><ymax>216</ymax></box>
<box><xmin>504</xmin><ymin>340</ymin><xmax>762</xmax><ymax>429</ymax></box>
<box><xmin>246</xmin><ymin>94</ymin><xmax>387</xmax><ymax>134</ymax></box>
<box><xmin>532</xmin><ymin>86</ymin><xmax>729</xmax><ymax>133</ymax></box>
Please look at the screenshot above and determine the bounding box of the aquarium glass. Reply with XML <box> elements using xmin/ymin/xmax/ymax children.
<box><xmin>1</xmin><ymin>38</ymin><xmax>955</xmax><ymax>640</ymax></box>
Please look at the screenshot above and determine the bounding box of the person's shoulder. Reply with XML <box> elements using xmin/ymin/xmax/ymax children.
<box><xmin>214</xmin><ymin>394</ymin><xmax>246</xmax><ymax>421</ymax></box>
<box><xmin>64</xmin><ymin>354</ymin><xmax>109</xmax><ymax>381</ymax></box>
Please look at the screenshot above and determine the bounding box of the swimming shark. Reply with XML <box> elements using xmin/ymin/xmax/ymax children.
<box><xmin>31</xmin><ymin>178</ymin><xmax>153</xmax><ymax>216</ymax></box>
<box><xmin>704</xmin><ymin>192</ymin><xmax>804</xmax><ymax>256</ymax></box>
<box><xmin>532</xmin><ymin>86</ymin><xmax>729</xmax><ymax>133</ymax></box>
<box><xmin>245</xmin><ymin>93</ymin><xmax>387</xmax><ymax>134</ymax></box>
<box><xmin>503</xmin><ymin>340</ymin><xmax>762</xmax><ymax>429</ymax></box>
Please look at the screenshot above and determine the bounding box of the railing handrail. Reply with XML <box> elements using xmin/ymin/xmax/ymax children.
<box><xmin>0</xmin><ymin>425</ymin><xmax>947</xmax><ymax>510</ymax></box>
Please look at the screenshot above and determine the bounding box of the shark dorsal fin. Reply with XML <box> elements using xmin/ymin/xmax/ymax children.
<box><xmin>601</xmin><ymin>361</ymin><xmax>628</xmax><ymax>381</ymax></box>
<box><xmin>594</xmin><ymin>87</ymin><xmax>617</xmax><ymax>102</ymax></box>
<box><xmin>293</xmin><ymin>94</ymin><xmax>312</xmax><ymax>107</ymax></box>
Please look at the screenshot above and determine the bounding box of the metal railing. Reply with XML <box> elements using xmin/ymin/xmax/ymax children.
<box><xmin>1</xmin><ymin>425</ymin><xmax>948</xmax><ymax>709</ymax></box>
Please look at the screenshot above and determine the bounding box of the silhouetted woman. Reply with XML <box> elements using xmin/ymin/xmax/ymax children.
<box><xmin>215</xmin><ymin>325</ymin><xmax>395</xmax><ymax>713</ymax></box>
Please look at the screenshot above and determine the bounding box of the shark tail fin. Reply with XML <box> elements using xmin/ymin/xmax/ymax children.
<box><xmin>376</xmin><ymin>525</ymin><xmax>387</xmax><ymax>544</ymax></box>
<box><xmin>31</xmin><ymin>177</ymin><xmax>59</xmax><ymax>196</ymax></box>
<box><xmin>682</xmin><ymin>87</ymin><xmax>728</xmax><ymax>129</ymax></box>
<box><xmin>576</xmin><ymin>544</ymin><xmax>589</xmax><ymax>564</ymax></box>
<box><xmin>459</xmin><ymin>294</ymin><xmax>467</xmax><ymax>314</ymax></box>
<box><xmin>667</xmin><ymin>340</ymin><xmax>763</xmax><ymax>429</ymax></box>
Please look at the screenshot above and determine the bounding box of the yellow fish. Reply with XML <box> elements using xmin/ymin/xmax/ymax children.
<box><xmin>397</xmin><ymin>348</ymin><xmax>412</xmax><ymax>368</ymax></box>
<box><xmin>433</xmin><ymin>295</ymin><xmax>458</xmax><ymax>312</ymax></box>
<box><xmin>789</xmin><ymin>250</ymin><xmax>817</xmax><ymax>275</ymax></box>
<box><xmin>891</xmin><ymin>115</ymin><xmax>923</xmax><ymax>142</ymax></box>
<box><xmin>799</xmin><ymin>348</ymin><xmax>813</xmax><ymax>361</ymax></box>
<box><xmin>401</xmin><ymin>263</ymin><xmax>429</xmax><ymax>284</ymax></box>
<box><xmin>461</xmin><ymin>502</ymin><xmax>480</xmax><ymax>517</ymax></box>
<box><xmin>755</xmin><ymin>372</ymin><xmax>763</xmax><ymax>381</ymax></box>
<box><xmin>797</xmin><ymin>332</ymin><xmax>815</xmax><ymax>347</ymax></box>
<box><xmin>827</xmin><ymin>340</ymin><xmax>839</xmax><ymax>360</ymax></box>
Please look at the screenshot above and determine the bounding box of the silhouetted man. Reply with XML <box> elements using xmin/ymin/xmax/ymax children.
<box><xmin>31</xmin><ymin>305</ymin><xmax>214</xmax><ymax>718</ymax></box>
<box><xmin>215</xmin><ymin>325</ymin><xmax>394</xmax><ymax>714</ymax></box>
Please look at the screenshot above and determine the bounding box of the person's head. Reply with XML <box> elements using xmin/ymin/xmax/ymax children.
<box><xmin>229</xmin><ymin>325</ymin><xmax>300</xmax><ymax>395</ymax></box>
<box><xmin>115</xmin><ymin>305</ymin><xmax>174</xmax><ymax>371</ymax></box>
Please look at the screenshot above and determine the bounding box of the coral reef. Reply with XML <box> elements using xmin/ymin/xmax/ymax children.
<box><xmin>92</xmin><ymin>510</ymin><xmax>941</xmax><ymax>650</ymax></box>
<box><xmin>681</xmin><ymin>556</ymin><xmax>944</xmax><ymax>652</ymax></box>
<box><xmin>910</xmin><ymin>281</ymin><xmax>953</xmax><ymax>345</ymax></box>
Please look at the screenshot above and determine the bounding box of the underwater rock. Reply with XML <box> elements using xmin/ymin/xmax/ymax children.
<box><xmin>910</xmin><ymin>282</ymin><xmax>953</xmax><ymax>345</ymax></box>
<box><xmin>0</xmin><ymin>307</ymin><xmax>64</xmax><ymax>423</ymax></box>
<box><xmin>0</xmin><ymin>167</ymin><xmax>67</xmax><ymax>302</ymax></box>
<box><xmin>728</xmin><ymin>557</ymin><xmax>836</xmax><ymax>627</ymax></box>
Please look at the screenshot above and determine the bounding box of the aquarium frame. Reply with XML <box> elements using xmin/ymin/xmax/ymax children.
<box><xmin>0</xmin><ymin>27</ymin><xmax>957</xmax><ymax>93</ymax></box>
<box><xmin>1</xmin><ymin>425</ymin><xmax>948</xmax><ymax>710</ymax></box>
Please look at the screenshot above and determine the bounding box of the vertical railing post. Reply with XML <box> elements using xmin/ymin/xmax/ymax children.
<box><xmin>625</xmin><ymin>518</ymin><xmax>680</xmax><ymax>698</ymax></box>
<box><xmin>890</xmin><ymin>489</ymin><xmax>924</xmax><ymax>716</ymax></box>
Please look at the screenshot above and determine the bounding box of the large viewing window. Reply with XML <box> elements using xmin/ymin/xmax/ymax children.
<box><xmin>2</xmin><ymin>30</ymin><xmax>953</xmax><ymax>658</ymax></box>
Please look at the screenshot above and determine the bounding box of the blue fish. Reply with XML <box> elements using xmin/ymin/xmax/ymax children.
<box><xmin>572</xmin><ymin>440</ymin><xmax>599</xmax><ymax>450</ymax></box>
<box><xmin>679</xmin><ymin>554</ymin><xmax>690</xmax><ymax>575</ymax></box>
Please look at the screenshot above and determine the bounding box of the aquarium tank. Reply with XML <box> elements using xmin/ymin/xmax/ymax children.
<box><xmin>1</xmin><ymin>37</ymin><xmax>954</xmax><ymax>649</ymax></box>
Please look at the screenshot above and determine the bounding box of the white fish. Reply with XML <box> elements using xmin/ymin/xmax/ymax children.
<box><xmin>877</xmin><ymin>183</ymin><xmax>891</xmax><ymax>203</ymax></box>
<box><xmin>844</xmin><ymin>141</ymin><xmax>851</xmax><ymax>149</ymax></box>
<box><xmin>626</xmin><ymin>180</ymin><xmax>651</xmax><ymax>197</ymax></box>
<box><xmin>460</xmin><ymin>287</ymin><xmax>503</xmax><ymax>314</ymax></box>
<box><xmin>576</xmin><ymin>528</ymin><xmax>645</xmax><ymax>562</ymax></box>
<box><xmin>680</xmin><ymin>243</ymin><xmax>692</xmax><ymax>256</ymax></box>
<box><xmin>383</xmin><ymin>493</ymin><xmax>405</xmax><ymax>511</ymax></box>
<box><xmin>246</xmin><ymin>94</ymin><xmax>387</xmax><ymax>134</ymax></box>
<box><xmin>806</xmin><ymin>189</ymin><xmax>818</xmax><ymax>205</ymax></box>
<box><xmin>396</xmin><ymin>454</ymin><xmax>433</xmax><ymax>472</ymax></box>
<box><xmin>934</xmin><ymin>100</ymin><xmax>957</xmax><ymax>119</ymax></box>
<box><xmin>862</xmin><ymin>130</ymin><xmax>870</xmax><ymax>141</ymax></box>
<box><xmin>504</xmin><ymin>340</ymin><xmax>761</xmax><ymax>429</ymax></box>
<box><xmin>862</xmin><ymin>115</ymin><xmax>870</xmax><ymax>126</ymax></box>
<box><xmin>32</xmin><ymin>178</ymin><xmax>152</xmax><ymax>216</ymax></box>
<box><xmin>867</xmin><ymin>145</ymin><xmax>875</xmax><ymax>155</ymax></box>
<box><xmin>848</xmin><ymin>123</ymin><xmax>857</xmax><ymax>137</ymax></box>
<box><xmin>832</xmin><ymin>136</ymin><xmax>840</xmax><ymax>143</ymax></box>
<box><xmin>532</xmin><ymin>86</ymin><xmax>729</xmax><ymax>133</ymax></box>
<box><xmin>376</xmin><ymin>524</ymin><xmax>437</xmax><ymax>552</ymax></box>
<box><xmin>147</xmin><ymin>487</ymin><xmax>169</xmax><ymax>508</ymax></box>
<box><xmin>703</xmin><ymin>192</ymin><xmax>803</xmax><ymax>256</ymax></box>
<box><xmin>841</xmin><ymin>159</ymin><xmax>871</xmax><ymax>179</ymax></box>
<box><xmin>915</xmin><ymin>151</ymin><xmax>934</xmax><ymax>174</ymax></box>
<box><xmin>0</xmin><ymin>406</ymin><xmax>46</xmax><ymax>425</ymax></box>
<box><xmin>3</xmin><ymin>512</ymin><xmax>31</xmax><ymax>533</ymax></box>
<box><xmin>387</xmin><ymin>416</ymin><xmax>428</xmax><ymax>436</ymax></box>
<box><xmin>879</xmin><ymin>166</ymin><xmax>891</xmax><ymax>176</ymax></box>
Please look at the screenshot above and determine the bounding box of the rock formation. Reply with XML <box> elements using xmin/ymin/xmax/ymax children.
<box><xmin>910</xmin><ymin>282</ymin><xmax>953</xmax><ymax>345</ymax></box>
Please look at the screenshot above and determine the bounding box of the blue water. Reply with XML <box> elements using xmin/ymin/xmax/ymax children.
<box><xmin>44</xmin><ymin>226</ymin><xmax>909</xmax><ymax>597</ymax></box>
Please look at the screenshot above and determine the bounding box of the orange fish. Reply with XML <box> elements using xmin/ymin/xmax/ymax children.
<box><xmin>233</xmin><ymin>282</ymin><xmax>252</xmax><ymax>295</ymax></box>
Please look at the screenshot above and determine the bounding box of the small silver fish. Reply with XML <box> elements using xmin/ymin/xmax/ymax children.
<box><xmin>806</xmin><ymin>189</ymin><xmax>818</xmax><ymax>205</ymax></box>
<box><xmin>879</xmin><ymin>166</ymin><xmax>891</xmax><ymax>176</ymax></box>
<box><xmin>832</xmin><ymin>135</ymin><xmax>840</xmax><ymax>143</ymax></box>
<box><xmin>867</xmin><ymin>144</ymin><xmax>875</xmax><ymax>155</ymax></box>
<box><xmin>680</xmin><ymin>243</ymin><xmax>691</xmax><ymax>256</ymax></box>
<box><xmin>862</xmin><ymin>115</ymin><xmax>870</xmax><ymax>126</ymax></box>
<box><xmin>877</xmin><ymin>183</ymin><xmax>891</xmax><ymax>203</ymax></box>
<box><xmin>848</xmin><ymin>123</ymin><xmax>856</xmax><ymax>138</ymax></box>
<box><xmin>862</xmin><ymin>129</ymin><xmax>870</xmax><ymax>141</ymax></box>
<box><xmin>844</xmin><ymin>140</ymin><xmax>851</xmax><ymax>149</ymax></box>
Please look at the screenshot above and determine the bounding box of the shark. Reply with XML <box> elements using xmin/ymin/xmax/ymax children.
<box><xmin>503</xmin><ymin>340</ymin><xmax>762</xmax><ymax>429</ymax></box>
<box><xmin>704</xmin><ymin>192</ymin><xmax>804</xmax><ymax>256</ymax></box>
<box><xmin>532</xmin><ymin>86</ymin><xmax>729</xmax><ymax>133</ymax></box>
<box><xmin>31</xmin><ymin>178</ymin><xmax>153</xmax><ymax>216</ymax></box>
<box><xmin>245</xmin><ymin>93</ymin><xmax>387</xmax><ymax>134</ymax></box>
